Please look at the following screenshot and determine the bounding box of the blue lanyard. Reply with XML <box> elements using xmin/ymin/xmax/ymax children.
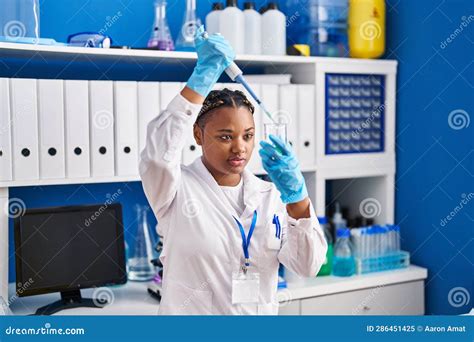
<box><xmin>273</xmin><ymin>214</ymin><xmax>281</xmax><ymax>239</ymax></box>
<box><xmin>233</xmin><ymin>210</ymin><xmax>257</xmax><ymax>269</ymax></box>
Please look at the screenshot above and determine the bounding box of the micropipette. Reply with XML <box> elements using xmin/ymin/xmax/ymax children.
<box><xmin>201</xmin><ymin>30</ymin><xmax>276</xmax><ymax>123</ymax></box>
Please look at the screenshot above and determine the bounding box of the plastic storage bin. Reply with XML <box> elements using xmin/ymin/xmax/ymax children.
<box><xmin>356</xmin><ymin>251</ymin><xmax>410</xmax><ymax>274</ymax></box>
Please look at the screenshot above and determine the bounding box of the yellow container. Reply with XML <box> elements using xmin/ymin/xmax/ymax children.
<box><xmin>348</xmin><ymin>0</ymin><xmax>385</xmax><ymax>58</ymax></box>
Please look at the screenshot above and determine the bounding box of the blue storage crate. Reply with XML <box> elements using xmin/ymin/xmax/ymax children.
<box><xmin>325</xmin><ymin>73</ymin><xmax>386</xmax><ymax>155</ymax></box>
<box><xmin>356</xmin><ymin>251</ymin><xmax>410</xmax><ymax>274</ymax></box>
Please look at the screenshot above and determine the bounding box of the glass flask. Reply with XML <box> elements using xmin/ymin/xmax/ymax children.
<box><xmin>128</xmin><ymin>204</ymin><xmax>157</xmax><ymax>281</ymax></box>
<box><xmin>0</xmin><ymin>0</ymin><xmax>40</xmax><ymax>43</ymax></box>
<box><xmin>175</xmin><ymin>0</ymin><xmax>202</xmax><ymax>51</ymax></box>
<box><xmin>147</xmin><ymin>0</ymin><xmax>174</xmax><ymax>50</ymax></box>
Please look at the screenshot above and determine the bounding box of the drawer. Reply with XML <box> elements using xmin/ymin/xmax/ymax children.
<box><xmin>278</xmin><ymin>300</ymin><xmax>300</xmax><ymax>315</ymax></box>
<box><xmin>300</xmin><ymin>281</ymin><xmax>424</xmax><ymax>315</ymax></box>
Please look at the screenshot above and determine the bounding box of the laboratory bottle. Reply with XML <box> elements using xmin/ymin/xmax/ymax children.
<box><xmin>243</xmin><ymin>2</ymin><xmax>262</xmax><ymax>55</ymax></box>
<box><xmin>333</xmin><ymin>228</ymin><xmax>356</xmax><ymax>276</ymax></box>
<box><xmin>366</xmin><ymin>226</ymin><xmax>374</xmax><ymax>257</ymax></box>
<box><xmin>148</xmin><ymin>0</ymin><xmax>174</xmax><ymax>50</ymax></box>
<box><xmin>394</xmin><ymin>225</ymin><xmax>400</xmax><ymax>251</ymax></box>
<box><xmin>348</xmin><ymin>0</ymin><xmax>385</xmax><ymax>58</ymax></box>
<box><xmin>317</xmin><ymin>217</ymin><xmax>333</xmax><ymax>276</ymax></box>
<box><xmin>205</xmin><ymin>2</ymin><xmax>223</xmax><ymax>35</ymax></box>
<box><xmin>261</xmin><ymin>2</ymin><xmax>286</xmax><ymax>55</ymax></box>
<box><xmin>332</xmin><ymin>202</ymin><xmax>347</xmax><ymax>236</ymax></box>
<box><xmin>128</xmin><ymin>205</ymin><xmax>158</xmax><ymax>281</ymax></box>
<box><xmin>219</xmin><ymin>0</ymin><xmax>245</xmax><ymax>54</ymax></box>
<box><xmin>175</xmin><ymin>0</ymin><xmax>202</xmax><ymax>51</ymax></box>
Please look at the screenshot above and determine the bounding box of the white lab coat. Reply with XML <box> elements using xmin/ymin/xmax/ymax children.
<box><xmin>139</xmin><ymin>93</ymin><xmax>328</xmax><ymax>315</ymax></box>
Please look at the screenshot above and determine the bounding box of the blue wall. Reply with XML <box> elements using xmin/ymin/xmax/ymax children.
<box><xmin>4</xmin><ymin>0</ymin><xmax>473</xmax><ymax>315</ymax></box>
<box><xmin>385</xmin><ymin>0</ymin><xmax>473</xmax><ymax>315</ymax></box>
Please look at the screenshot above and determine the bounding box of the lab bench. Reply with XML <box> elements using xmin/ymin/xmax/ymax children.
<box><xmin>8</xmin><ymin>266</ymin><xmax>427</xmax><ymax>316</ymax></box>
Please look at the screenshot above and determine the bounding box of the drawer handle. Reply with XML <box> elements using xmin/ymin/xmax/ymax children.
<box><xmin>363</xmin><ymin>306</ymin><xmax>371</xmax><ymax>311</ymax></box>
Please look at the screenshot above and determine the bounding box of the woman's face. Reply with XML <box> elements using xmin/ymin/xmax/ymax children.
<box><xmin>194</xmin><ymin>106</ymin><xmax>255</xmax><ymax>179</ymax></box>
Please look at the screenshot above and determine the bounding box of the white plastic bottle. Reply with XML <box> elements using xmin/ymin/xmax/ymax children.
<box><xmin>261</xmin><ymin>2</ymin><xmax>286</xmax><ymax>55</ymax></box>
<box><xmin>243</xmin><ymin>2</ymin><xmax>261</xmax><ymax>55</ymax></box>
<box><xmin>205</xmin><ymin>2</ymin><xmax>223</xmax><ymax>35</ymax></box>
<box><xmin>219</xmin><ymin>0</ymin><xmax>245</xmax><ymax>54</ymax></box>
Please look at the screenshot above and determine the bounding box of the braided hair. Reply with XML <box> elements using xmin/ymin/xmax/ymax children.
<box><xmin>195</xmin><ymin>88</ymin><xmax>255</xmax><ymax>129</ymax></box>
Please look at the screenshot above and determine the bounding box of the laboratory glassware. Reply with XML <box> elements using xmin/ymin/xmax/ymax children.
<box><xmin>333</xmin><ymin>228</ymin><xmax>356</xmax><ymax>276</ymax></box>
<box><xmin>0</xmin><ymin>0</ymin><xmax>40</xmax><ymax>43</ymax></box>
<box><xmin>264</xmin><ymin>122</ymin><xmax>288</xmax><ymax>144</ymax></box>
<box><xmin>148</xmin><ymin>0</ymin><xmax>174</xmax><ymax>50</ymax></box>
<box><xmin>128</xmin><ymin>205</ymin><xmax>158</xmax><ymax>281</ymax></box>
<box><xmin>175</xmin><ymin>0</ymin><xmax>202</xmax><ymax>51</ymax></box>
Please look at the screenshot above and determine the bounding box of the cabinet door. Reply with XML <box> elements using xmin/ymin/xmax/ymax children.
<box><xmin>301</xmin><ymin>281</ymin><xmax>424</xmax><ymax>315</ymax></box>
<box><xmin>278</xmin><ymin>300</ymin><xmax>300</xmax><ymax>315</ymax></box>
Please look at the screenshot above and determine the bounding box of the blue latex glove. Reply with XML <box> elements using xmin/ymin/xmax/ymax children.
<box><xmin>259</xmin><ymin>134</ymin><xmax>308</xmax><ymax>204</ymax></box>
<box><xmin>186</xmin><ymin>26</ymin><xmax>236</xmax><ymax>97</ymax></box>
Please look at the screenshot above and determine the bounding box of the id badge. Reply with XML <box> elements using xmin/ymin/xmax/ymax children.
<box><xmin>267</xmin><ymin>234</ymin><xmax>281</xmax><ymax>250</ymax></box>
<box><xmin>232</xmin><ymin>271</ymin><xmax>260</xmax><ymax>304</ymax></box>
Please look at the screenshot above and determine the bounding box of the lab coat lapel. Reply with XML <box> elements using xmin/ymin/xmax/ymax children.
<box><xmin>240</xmin><ymin>169</ymin><xmax>263</xmax><ymax>221</ymax></box>
<box><xmin>188</xmin><ymin>158</ymin><xmax>263</xmax><ymax>222</ymax></box>
<box><xmin>189</xmin><ymin>157</ymin><xmax>241</xmax><ymax>219</ymax></box>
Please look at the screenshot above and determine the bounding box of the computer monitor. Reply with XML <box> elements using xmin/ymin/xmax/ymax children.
<box><xmin>14</xmin><ymin>203</ymin><xmax>127</xmax><ymax>315</ymax></box>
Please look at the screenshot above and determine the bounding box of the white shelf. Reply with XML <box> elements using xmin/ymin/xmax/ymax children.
<box><xmin>0</xmin><ymin>175</ymin><xmax>141</xmax><ymax>188</ymax></box>
<box><xmin>0</xmin><ymin>42</ymin><xmax>397</xmax><ymax>68</ymax></box>
<box><xmin>0</xmin><ymin>164</ymin><xmax>394</xmax><ymax>188</ymax></box>
<box><xmin>0</xmin><ymin>166</ymin><xmax>323</xmax><ymax>188</ymax></box>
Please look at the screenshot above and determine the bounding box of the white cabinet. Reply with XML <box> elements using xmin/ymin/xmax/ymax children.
<box><xmin>279</xmin><ymin>266</ymin><xmax>427</xmax><ymax>316</ymax></box>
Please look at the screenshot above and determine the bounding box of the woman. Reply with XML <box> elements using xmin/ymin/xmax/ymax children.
<box><xmin>139</xmin><ymin>27</ymin><xmax>327</xmax><ymax>315</ymax></box>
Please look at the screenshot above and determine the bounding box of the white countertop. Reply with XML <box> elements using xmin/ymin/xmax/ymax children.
<box><xmin>280</xmin><ymin>265</ymin><xmax>427</xmax><ymax>301</ymax></box>
<box><xmin>8</xmin><ymin>265</ymin><xmax>427</xmax><ymax>315</ymax></box>
<box><xmin>8</xmin><ymin>281</ymin><xmax>159</xmax><ymax>316</ymax></box>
